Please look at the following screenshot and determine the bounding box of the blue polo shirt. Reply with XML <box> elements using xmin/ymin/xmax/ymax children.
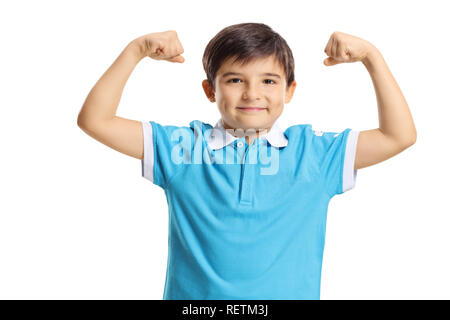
<box><xmin>141</xmin><ymin>118</ymin><xmax>359</xmax><ymax>300</ymax></box>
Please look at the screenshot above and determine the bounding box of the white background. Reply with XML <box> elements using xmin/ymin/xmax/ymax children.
<box><xmin>0</xmin><ymin>0</ymin><xmax>448</xmax><ymax>299</ymax></box>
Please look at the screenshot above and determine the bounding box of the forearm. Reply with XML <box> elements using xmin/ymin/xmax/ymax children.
<box><xmin>77</xmin><ymin>40</ymin><xmax>143</xmax><ymax>127</ymax></box>
<box><xmin>362</xmin><ymin>45</ymin><xmax>417</xmax><ymax>146</ymax></box>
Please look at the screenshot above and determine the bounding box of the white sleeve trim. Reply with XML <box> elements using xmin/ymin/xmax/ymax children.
<box><xmin>141</xmin><ymin>121</ymin><xmax>154</xmax><ymax>182</ymax></box>
<box><xmin>343</xmin><ymin>130</ymin><xmax>359</xmax><ymax>192</ymax></box>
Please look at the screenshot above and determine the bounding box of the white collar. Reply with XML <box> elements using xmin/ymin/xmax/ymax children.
<box><xmin>206</xmin><ymin>118</ymin><xmax>288</xmax><ymax>150</ymax></box>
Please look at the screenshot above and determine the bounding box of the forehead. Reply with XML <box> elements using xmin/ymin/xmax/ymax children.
<box><xmin>218</xmin><ymin>54</ymin><xmax>284</xmax><ymax>76</ymax></box>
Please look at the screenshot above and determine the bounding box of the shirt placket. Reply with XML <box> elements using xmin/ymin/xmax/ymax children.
<box><xmin>237</xmin><ymin>138</ymin><xmax>256</xmax><ymax>206</ymax></box>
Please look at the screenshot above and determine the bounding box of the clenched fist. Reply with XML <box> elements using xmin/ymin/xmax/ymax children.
<box><xmin>134</xmin><ymin>30</ymin><xmax>185</xmax><ymax>63</ymax></box>
<box><xmin>323</xmin><ymin>31</ymin><xmax>375</xmax><ymax>66</ymax></box>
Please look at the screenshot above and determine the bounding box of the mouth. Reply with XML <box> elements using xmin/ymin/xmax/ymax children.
<box><xmin>236</xmin><ymin>106</ymin><xmax>267</xmax><ymax>112</ymax></box>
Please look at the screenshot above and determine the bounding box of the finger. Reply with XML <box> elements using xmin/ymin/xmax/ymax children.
<box><xmin>167</xmin><ymin>43</ymin><xmax>176</xmax><ymax>58</ymax></box>
<box><xmin>336</xmin><ymin>40</ymin><xmax>341</xmax><ymax>59</ymax></box>
<box><xmin>154</xmin><ymin>44</ymin><xmax>165</xmax><ymax>57</ymax></box>
<box><xmin>324</xmin><ymin>36</ymin><xmax>333</xmax><ymax>56</ymax></box>
<box><xmin>168</xmin><ymin>55</ymin><xmax>185</xmax><ymax>63</ymax></box>
<box><xmin>346</xmin><ymin>46</ymin><xmax>355</xmax><ymax>60</ymax></box>
<box><xmin>338</xmin><ymin>44</ymin><xmax>348</xmax><ymax>62</ymax></box>
<box><xmin>324</xmin><ymin>57</ymin><xmax>339</xmax><ymax>66</ymax></box>
<box><xmin>336</xmin><ymin>40</ymin><xmax>347</xmax><ymax>62</ymax></box>
<box><xmin>177</xmin><ymin>40</ymin><xmax>185</xmax><ymax>55</ymax></box>
<box><xmin>167</xmin><ymin>43</ymin><xmax>181</xmax><ymax>60</ymax></box>
<box><xmin>171</xmin><ymin>41</ymin><xmax>183</xmax><ymax>58</ymax></box>
<box><xmin>331</xmin><ymin>36</ymin><xmax>337</xmax><ymax>58</ymax></box>
<box><xmin>324</xmin><ymin>34</ymin><xmax>333</xmax><ymax>56</ymax></box>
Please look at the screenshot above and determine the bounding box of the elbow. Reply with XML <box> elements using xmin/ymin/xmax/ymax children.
<box><xmin>410</xmin><ymin>133</ymin><xmax>417</xmax><ymax>145</ymax></box>
<box><xmin>408</xmin><ymin>129</ymin><xmax>417</xmax><ymax>146</ymax></box>
<box><xmin>77</xmin><ymin>111</ymin><xmax>92</xmax><ymax>131</ymax></box>
<box><xmin>402</xmin><ymin>132</ymin><xmax>417</xmax><ymax>149</ymax></box>
<box><xmin>77</xmin><ymin>113</ymin><xmax>86</xmax><ymax>129</ymax></box>
<box><xmin>77</xmin><ymin>115</ymin><xmax>84</xmax><ymax>129</ymax></box>
<box><xmin>392</xmin><ymin>133</ymin><xmax>417</xmax><ymax>151</ymax></box>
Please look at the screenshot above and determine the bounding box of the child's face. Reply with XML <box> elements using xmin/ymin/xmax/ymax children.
<box><xmin>202</xmin><ymin>54</ymin><xmax>296</xmax><ymax>133</ymax></box>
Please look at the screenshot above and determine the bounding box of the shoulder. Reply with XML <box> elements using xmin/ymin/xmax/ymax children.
<box><xmin>148</xmin><ymin>120</ymin><xmax>216</xmax><ymax>151</ymax></box>
<box><xmin>148</xmin><ymin>120</ymin><xmax>212</xmax><ymax>140</ymax></box>
<box><xmin>283</xmin><ymin>123</ymin><xmax>352</xmax><ymax>153</ymax></box>
<box><xmin>284</xmin><ymin>123</ymin><xmax>349</xmax><ymax>137</ymax></box>
<box><xmin>284</xmin><ymin>123</ymin><xmax>313</xmax><ymax>141</ymax></box>
<box><xmin>189</xmin><ymin>120</ymin><xmax>214</xmax><ymax>138</ymax></box>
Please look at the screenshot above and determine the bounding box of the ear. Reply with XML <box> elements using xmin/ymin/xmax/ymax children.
<box><xmin>202</xmin><ymin>79</ymin><xmax>215</xmax><ymax>102</ymax></box>
<box><xmin>285</xmin><ymin>80</ymin><xmax>297</xmax><ymax>103</ymax></box>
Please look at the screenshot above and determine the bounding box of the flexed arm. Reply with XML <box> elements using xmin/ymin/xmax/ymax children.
<box><xmin>77</xmin><ymin>30</ymin><xmax>185</xmax><ymax>159</ymax></box>
<box><xmin>323</xmin><ymin>31</ymin><xmax>417</xmax><ymax>170</ymax></box>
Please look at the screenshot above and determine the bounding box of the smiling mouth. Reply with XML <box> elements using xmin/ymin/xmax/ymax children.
<box><xmin>237</xmin><ymin>107</ymin><xmax>267</xmax><ymax>112</ymax></box>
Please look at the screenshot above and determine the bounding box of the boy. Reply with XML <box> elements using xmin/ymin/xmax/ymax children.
<box><xmin>77</xmin><ymin>23</ymin><xmax>417</xmax><ymax>299</ymax></box>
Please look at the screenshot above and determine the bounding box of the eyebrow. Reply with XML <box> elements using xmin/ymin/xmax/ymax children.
<box><xmin>221</xmin><ymin>72</ymin><xmax>281</xmax><ymax>79</ymax></box>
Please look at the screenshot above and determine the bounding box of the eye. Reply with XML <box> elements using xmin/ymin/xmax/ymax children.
<box><xmin>227</xmin><ymin>78</ymin><xmax>276</xmax><ymax>84</ymax></box>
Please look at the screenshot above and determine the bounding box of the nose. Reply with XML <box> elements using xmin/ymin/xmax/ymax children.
<box><xmin>242</xmin><ymin>82</ymin><xmax>261</xmax><ymax>101</ymax></box>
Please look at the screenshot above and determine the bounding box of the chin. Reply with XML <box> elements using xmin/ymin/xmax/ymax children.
<box><xmin>236</xmin><ymin>119</ymin><xmax>270</xmax><ymax>130</ymax></box>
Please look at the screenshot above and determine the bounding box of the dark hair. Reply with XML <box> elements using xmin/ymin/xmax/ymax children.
<box><xmin>202</xmin><ymin>22</ymin><xmax>295</xmax><ymax>92</ymax></box>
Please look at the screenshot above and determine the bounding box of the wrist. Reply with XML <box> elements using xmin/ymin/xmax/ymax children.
<box><xmin>362</xmin><ymin>43</ymin><xmax>383</xmax><ymax>71</ymax></box>
<box><xmin>126</xmin><ymin>39</ymin><xmax>145</xmax><ymax>62</ymax></box>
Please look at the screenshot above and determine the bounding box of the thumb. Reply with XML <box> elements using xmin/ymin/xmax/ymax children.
<box><xmin>323</xmin><ymin>57</ymin><xmax>340</xmax><ymax>66</ymax></box>
<box><xmin>168</xmin><ymin>55</ymin><xmax>185</xmax><ymax>63</ymax></box>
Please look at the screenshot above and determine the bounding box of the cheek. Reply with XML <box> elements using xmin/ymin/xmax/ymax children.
<box><xmin>270</xmin><ymin>99</ymin><xmax>285</xmax><ymax>114</ymax></box>
<box><xmin>219</xmin><ymin>93</ymin><xmax>239</xmax><ymax>108</ymax></box>
<box><xmin>217</xmin><ymin>88</ymin><xmax>233</xmax><ymax>101</ymax></box>
<box><xmin>218</xmin><ymin>100</ymin><xmax>233</xmax><ymax>114</ymax></box>
<box><xmin>269</xmin><ymin>95</ymin><xmax>284</xmax><ymax>107</ymax></box>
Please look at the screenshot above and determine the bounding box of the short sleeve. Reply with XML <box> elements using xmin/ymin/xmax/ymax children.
<box><xmin>312</xmin><ymin>127</ymin><xmax>360</xmax><ymax>197</ymax></box>
<box><xmin>141</xmin><ymin>121</ymin><xmax>192</xmax><ymax>189</ymax></box>
<box><xmin>141</xmin><ymin>121</ymin><xmax>155</xmax><ymax>182</ymax></box>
